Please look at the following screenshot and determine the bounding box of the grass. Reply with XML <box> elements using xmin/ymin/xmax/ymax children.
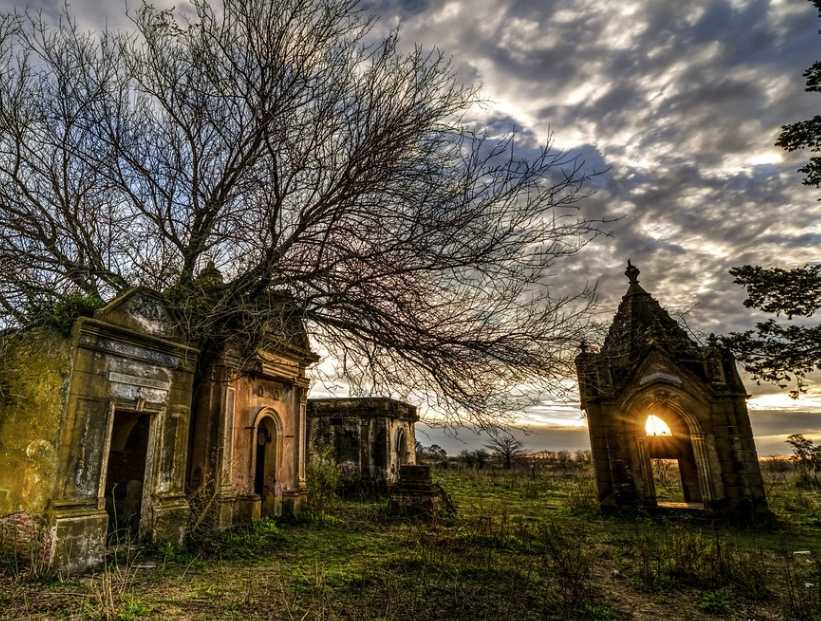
<box><xmin>1</xmin><ymin>463</ymin><xmax>820</xmax><ymax>620</ymax></box>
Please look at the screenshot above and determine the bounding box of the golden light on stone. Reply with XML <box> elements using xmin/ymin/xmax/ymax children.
<box><xmin>645</xmin><ymin>414</ymin><xmax>672</xmax><ymax>436</ymax></box>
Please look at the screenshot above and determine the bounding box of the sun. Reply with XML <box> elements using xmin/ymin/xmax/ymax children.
<box><xmin>645</xmin><ymin>414</ymin><xmax>672</xmax><ymax>436</ymax></box>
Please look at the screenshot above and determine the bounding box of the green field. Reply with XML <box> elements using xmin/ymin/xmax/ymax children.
<box><xmin>2</xmin><ymin>464</ymin><xmax>820</xmax><ymax>620</ymax></box>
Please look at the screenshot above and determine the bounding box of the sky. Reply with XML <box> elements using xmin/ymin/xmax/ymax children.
<box><xmin>3</xmin><ymin>0</ymin><xmax>820</xmax><ymax>455</ymax></box>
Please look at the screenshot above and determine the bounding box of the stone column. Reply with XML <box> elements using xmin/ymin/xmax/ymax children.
<box><xmin>297</xmin><ymin>386</ymin><xmax>307</xmax><ymax>486</ymax></box>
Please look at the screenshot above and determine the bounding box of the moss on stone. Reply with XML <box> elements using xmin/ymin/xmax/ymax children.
<box><xmin>0</xmin><ymin>330</ymin><xmax>72</xmax><ymax>515</ymax></box>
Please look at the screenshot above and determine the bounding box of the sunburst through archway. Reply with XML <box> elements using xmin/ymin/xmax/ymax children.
<box><xmin>645</xmin><ymin>414</ymin><xmax>672</xmax><ymax>436</ymax></box>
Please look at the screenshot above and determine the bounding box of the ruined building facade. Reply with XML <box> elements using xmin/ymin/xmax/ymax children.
<box><xmin>188</xmin><ymin>334</ymin><xmax>318</xmax><ymax>528</ymax></box>
<box><xmin>576</xmin><ymin>262</ymin><xmax>769</xmax><ymax>517</ymax></box>
<box><xmin>308</xmin><ymin>398</ymin><xmax>417</xmax><ymax>489</ymax></box>
<box><xmin>0</xmin><ymin>287</ymin><xmax>317</xmax><ymax>572</ymax></box>
<box><xmin>0</xmin><ymin>289</ymin><xmax>198</xmax><ymax>572</ymax></box>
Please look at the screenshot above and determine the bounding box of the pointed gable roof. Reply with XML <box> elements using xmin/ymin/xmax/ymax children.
<box><xmin>601</xmin><ymin>261</ymin><xmax>700</xmax><ymax>371</ymax></box>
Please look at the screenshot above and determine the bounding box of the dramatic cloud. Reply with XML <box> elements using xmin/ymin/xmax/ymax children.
<box><xmin>359</xmin><ymin>0</ymin><xmax>821</xmax><ymax>449</ymax></box>
<box><xmin>2</xmin><ymin>0</ymin><xmax>820</xmax><ymax>452</ymax></box>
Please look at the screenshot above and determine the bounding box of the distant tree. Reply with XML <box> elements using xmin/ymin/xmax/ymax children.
<box><xmin>459</xmin><ymin>448</ymin><xmax>489</xmax><ymax>470</ymax></box>
<box><xmin>484</xmin><ymin>433</ymin><xmax>523</xmax><ymax>469</ymax></box>
<box><xmin>458</xmin><ymin>450</ymin><xmax>475</xmax><ymax>468</ymax></box>
<box><xmin>556</xmin><ymin>450</ymin><xmax>573</xmax><ymax>470</ymax></box>
<box><xmin>785</xmin><ymin>434</ymin><xmax>821</xmax><ymax>488</ymax></box>
<box><xmin>573</xmin><ymin>449</ymin><xmax>592</xmax><ymax>465</ymax></box>
<box><xmin>786</xmin><ymin>434</ymin><xmax>821</xmax><ymax>471</ymax></box>
<box><xmin>0</xmin><ymin>0</ymin><xmax>597</xmax><ymax>425</ymax></box>
<box><xmin>723</xmin><ymin>1</ymin><xmax>821</xmax><ymax>392</ymax></box>
<box><xmin>417</xmin><ymin>443</ymin><xmax>447</xmax><ymax>463</ymax></box>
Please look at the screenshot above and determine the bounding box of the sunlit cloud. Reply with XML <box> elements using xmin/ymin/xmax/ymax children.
<box><xmin>2</xmin><ymin>0</ymin><xmax>820</xmax><ymax>451</ymax></box>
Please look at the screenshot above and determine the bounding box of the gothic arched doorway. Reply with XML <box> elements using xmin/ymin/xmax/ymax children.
<box><xmin>637</xmin><ymin>406</ymin><xmax>705</xmax><ymax>509</ymax></box>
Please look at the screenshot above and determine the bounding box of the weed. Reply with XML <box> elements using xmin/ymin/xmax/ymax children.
<box><xmin>699</xmin><ymin>589</ymin><xmax>732</xmax><ymax>615</ymax></box>
<box><xmin>117</xmin><ymin>596</ymin><xmax>154</xmax><ymax>620</ymax></box>
<box><xmin>539</xmin><ymin>521</ymin><xmax>595</xmax><ymax>608</ymax></box>
<box><xmin>566</xmin><ymin>476</ymin><xmax>598</xmax><ymax>514</ymax></box>
<box><xmin>307</xmin><ymin>448</ymin><xmax>341</xmax><ymax>519</ymax></box>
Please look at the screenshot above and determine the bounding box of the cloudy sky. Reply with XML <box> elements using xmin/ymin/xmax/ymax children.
<box><xmin>3</xmin><ymin>0</ymin><xmax>820</xmax><ymax>454</ymax></box>
<box><xmin>355</xmin><ymin>0</ymin><xmax>821</xmax><ymax>454</ymax></box>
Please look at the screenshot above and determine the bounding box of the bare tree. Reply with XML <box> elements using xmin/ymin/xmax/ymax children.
<box><xmin>0</xmin><ymin>0</ymin><xmax>598</xmax><ymax>425</ymax></box>
<box><xmin>485</xmin><ymin>433</ymin><xmax>524</xmax><ymax>469</ymax></box>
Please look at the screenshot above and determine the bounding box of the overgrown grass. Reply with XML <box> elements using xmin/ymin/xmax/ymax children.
<box><xmin>1</xmin><ymin>464</ymin><xmax>819</xmax><ymax>620</ymax></box>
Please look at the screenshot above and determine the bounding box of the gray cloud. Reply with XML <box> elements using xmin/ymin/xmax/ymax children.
<box><xmin>2</xmin><ymin>0</ymin><xmax>820</xmax><ymax>445</ymax></box>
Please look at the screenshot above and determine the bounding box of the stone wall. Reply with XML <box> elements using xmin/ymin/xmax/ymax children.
<box><xmin>0</xmin><ymin>330</ymin><xmax>70</xmax><ymax>521</ymax></box>
<box><xmin>308</xmin><ymin>398</ymin><xmax>418</xmax><ymax>489</ymax></box>
<box><xmin>0</xmin><ymin>289</ymin><xmax>199</xmax><ymax>573</ymax></box>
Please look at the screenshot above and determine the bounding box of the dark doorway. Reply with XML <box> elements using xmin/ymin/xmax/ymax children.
<box><xmin>254</xmin><ymin>418</ymin><xmax>278</xmax><ymax>516</ymax></box>
<box><xmin>105</xmin><ymin>411</ymin><xmax>150</xmax><ymax>544</ymax></box>
<box><xmin>397</xmin><ymin>429</ymin><xmax>409</xmax><ymax>466</ymax></box>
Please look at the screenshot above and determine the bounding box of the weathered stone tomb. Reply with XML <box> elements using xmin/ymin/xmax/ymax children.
<box><xmin>307</xmin><ymin>397</ymin><xmax>417</xmax><ymax>489</ymax></box>
<box><xmin>576</xmin><ymin>262</ymin><xmax>769</xmax><ymax>518</ymax></box>
<box><xmin>388</xmin><ymin>464</ymin><xmax>455</xmax><ymax>518</ymax></box>
<box><xmin>0</xmin><ymin>289</ymin><xmax>198</xmax><ymax>572</ymax></box>
<box><xmin>187</xmin><ymin>329</ymin><xmax>319</xmax><ymax>527</ymax></box>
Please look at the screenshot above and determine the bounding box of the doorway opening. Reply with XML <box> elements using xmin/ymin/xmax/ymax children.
<box><xmin>254</xmin><ymin>417</ymin><xmax>278</xmax><ymax>516</ymax></box>
<box><xmin>105</xmin><ymin>411</ymin><xmax>150</xmax><ymax>544</ymax></box>
<box><xmin>397</xmin><ymin>428</ymin><xmax>409</xmax><ymax>466</ymax></box>
<box><xmin>651</xmin><ymin>458</ymin><xmax>685</xmax><ymax>504</ymax></box>
<box><xmin>643</xmin><ymin>411</ymin><xmax>705</xmax><ymax>510</ymax></box>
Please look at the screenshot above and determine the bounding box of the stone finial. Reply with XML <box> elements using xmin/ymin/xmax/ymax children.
<box><xmin>625</xmin><ymin>259</ymin><xmax>640</xmax><ymax>284</ymax></box>
<box><xmin>197</xmin><ymin>259</ymin><xmax>224</xmax><ymax>286</ymax></box>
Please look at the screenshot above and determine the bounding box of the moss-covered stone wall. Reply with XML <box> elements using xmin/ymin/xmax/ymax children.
<box><xmin>0</xmin><ymin>330</ymin><xmax>72</xmax><ymax>516</ymax></box>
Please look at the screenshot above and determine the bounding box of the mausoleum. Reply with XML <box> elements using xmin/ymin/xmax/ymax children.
<box><xmin>0</xmin><ymin>289</ymin><xmax>198</xmax><ymax>572</ymax></box>
<box><xmin>187</xmin><ymin>325</ymin><xmax>319</xmax><ymax>527</ymax></box>
<box><xmin>575</xmin><ymin>262</ymin><xmax>769</xmax><ymax>518</ymax></box>
<box><xmin>307</xmin><ymin>397</ymin><xmax>417</xmax><ymax>490</ymax></box>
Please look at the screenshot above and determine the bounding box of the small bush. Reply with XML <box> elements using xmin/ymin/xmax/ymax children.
<box><xmin>699</xmin><ymin>589</ymin><xmax>732</xmax><ymax>615</ymax></box>
<box><xmin>25</xmin><ymin>292</ymin><xmax>104</xmax><ymax>335</ymax></box>
<box><xmin>306</xmin><ymin>448</ymin><xmax>341</xmax><ymax>519</ymax></box>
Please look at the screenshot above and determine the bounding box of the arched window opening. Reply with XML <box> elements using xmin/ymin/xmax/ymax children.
<box><xmin>645</xmin><ymin>414</ymin><xmax>672</xmax><ymax>436</ymax></box>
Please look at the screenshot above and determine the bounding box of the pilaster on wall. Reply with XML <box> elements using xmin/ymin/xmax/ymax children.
<box><xmin>219</xmin><ymin>373</ymin><xmax>237</xmax><ymax>497</ymax></box>
<box><xmin>297</xmin><ymin>386</ymin><xmax>307</xmax><ymax>486</ymax></box>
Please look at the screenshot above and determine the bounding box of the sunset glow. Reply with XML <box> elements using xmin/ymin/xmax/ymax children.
<box><xmin>645</xmin><ymin>415</ymin><xmax>672</xmax><ymax>436</ymax></box>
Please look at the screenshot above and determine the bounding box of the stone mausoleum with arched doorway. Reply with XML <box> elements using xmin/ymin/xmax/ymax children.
<box><xmin>187</xmin><ymin>327</ymin><xmax>319</xmax><ymax>529</ymax></box>
<box><xmin>575</xmin><ymin>261</ymin><xmax>769</xmax><ymax>518</ymax></box>
<box><xmin>307</xmin><ymin>398</ymin><xmax>418</xmax><ymax>491</ymax></box>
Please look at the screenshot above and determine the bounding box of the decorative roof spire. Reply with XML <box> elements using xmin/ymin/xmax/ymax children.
<box><xmin>197</xmin><ymin>259</ymin><xmax>224</xmax><ymax>288</ymax></box>
<box><xmin>625</xmin><ymin>259</ymin><xmax>640</xmax><ymax>284</ymax></box>
<box><xmin>601</xmin><ymin>259</ymin><xmax>700</xmax><ymax>363</ymax></box>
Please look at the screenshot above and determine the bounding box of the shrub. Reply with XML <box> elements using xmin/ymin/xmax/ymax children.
<box><xmin>699</xmin><ymin>589</ymin><xmax>732</xmax><ymax>615</ymax></box>
<box><xmin>307</xmin><ymin>448</ymin><xmax>341</xmax><ymax>519</ymax></box>
<box><xmin>24</xmin><ymin>292</ymin><xmax>104</xmax><ymax>335</ymax></box>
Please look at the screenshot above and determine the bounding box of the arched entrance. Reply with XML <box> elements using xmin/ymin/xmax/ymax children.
<box><xmin>638</xmin><ymin>407</ymin><xmax>703</xmax><ymax>508</ymax></box>
<box><xmin>104</xmin><ymin>410</ymin><xmax>151</xmax><ymax>543</ymax></box>
<box><xmin>252</xmin><ymin>410</ymin><xmax>282</xmax><ymax>517</ymax></box>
